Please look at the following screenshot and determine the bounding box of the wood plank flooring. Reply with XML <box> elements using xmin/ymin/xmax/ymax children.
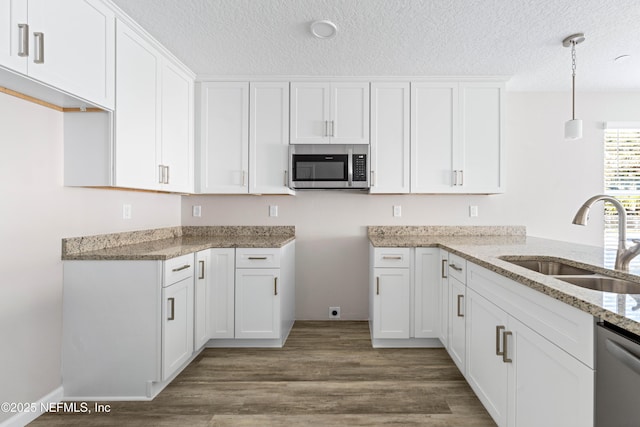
<box><xmin>31</xmin><ymin>321</ymin><xmax>496</xmax><ymax>426</ymax></box>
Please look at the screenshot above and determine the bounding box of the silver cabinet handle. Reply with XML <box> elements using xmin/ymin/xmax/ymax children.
<box><xmin>496</xmin><ymin>325</ymin><xmax>505</xmax><ymax>356</ymax></box>
<box><xmin>370</xmin><ymin>170</ymin><xmax>375</xmax><ymax>187</ymax></box>
<box><xmin>441</xmin><ymin>259</ymin><xmax>448</xmax><ymax>278</ymax></box>
<box><xmin>198</xmin><ymin>260</ymin><xmax>205</xmax><ymax>279</ymax></box>
<box><xmin>17</xmin><ymin>24</ymin><xmax>29</xmax><ymax>57</ymax></box>
<box><xmin>324</xmin><ymin>120</ymin><xmax>329</xmax><ymax>137</ymax></box>
<box><xmin>330</xmin><ymin>120</ymin><xmax>335</xmax><ymax>137</ymax></box>
<box><xmin>274</xmin><ymin>277</ymin><xmax>278</xmax><ymax>296</ymax></box>
<box><xmin>33</xmin><ymin>32</ymin><xmax>44</xmax><ymax>64</ymax></box>
<box><xmin>376</xmin><ymin>277</ymin><xmax>380</xmax><ymax>295</ymax></box>
<box><xmin>172</xmin><ymin>264</ymin><xmax>191</xmax><ymax>272</ymax></box>
<box><xmin>248</xmin><ymin>256</ymin><xmax>267</xmax><ymax>260</ymax></box>
<box><xmin>453</xmin><ymin>170</ymin><xmax>458</xmax><ymax>186</ymax></box>
<box><xmin>164</xmin><ymin>166</ymin><xmax>170</xmax><ymax>184</ymax></box>
<box><xmin>459</xmin><ymin>170</ymin><xmax>464</xmax><ymax>186</ymax></box>
<box><xmin>456</xmin><ymin>294</ymin><xmax>464</xmax><ymax>317</ymax></box>
<box><xmin>284</xmin><ymin>170</ymin><xmax>288</xmax><ymax>187</ymax></box>
<box><xmin>502</xmin><ymin>331</ymin><xmax>513</xmax><ymax>363</ymax></box>
<box><xmin>167</xmin><ymin>297</ymin><xmax>175</xmax><ymax>321</ymax></box>
<box><xmin>449</xmin><ymin>263</ymin><xmax>463</xmax><ymax>272</ymax></box>
<box><xmin>242</xmin><ymin>170</ymin><xmax>247</xmax><ymax>187</ymax></box>
<box><xmin>383</xmin><ymin>256</ymin><xmax>402</xmax><ymax>260</ymax></box>
<box><xmin>158</xmin><ymin>165</ymin><xmax>164</xmax><ymax>184</ymax></box>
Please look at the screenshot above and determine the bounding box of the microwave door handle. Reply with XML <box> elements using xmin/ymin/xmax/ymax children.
<box><xmin>347</xmin><ymin>149</ymin><xmax>353</xmax><ymax>187</ymax></box>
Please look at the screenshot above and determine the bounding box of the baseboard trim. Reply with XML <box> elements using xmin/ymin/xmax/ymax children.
<box><xmin>0</xmin><ymin>386</ymin><xmax>63</xmax><ymax>427</ymax></box>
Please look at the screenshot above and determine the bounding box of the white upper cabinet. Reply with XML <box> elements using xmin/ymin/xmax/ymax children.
<box><xmin>411</xmin><ymin>81</ymin><xmax>504</xmax><ymax>194</ymax></box>
<box><xmin>197</xmin><ymin>82</ymin><xmax>249</xmax><ymax>194</ymax></box>
<box><xmin>249</xmin><ymin>82</ymin><xmax>293</xmax><ymax>194</ymax></box>
<box><xmin>0</xmin><ymin>0</ymin><xmax>115</xmax><ymax>109</ymax></box>
<box><xmin>290</xmin><ymin>82</ymin><xmax>369</xmax><ymax>144</ymax></box>
<box><xmin>160</xmin><ymin>60</ymin><xmax>194</xmax><ymax>193</ymax></box>
<box><xmin>114</xmin><ymin>20</ymin><xmax>160</xmax><ymax>191</ymax></box>
<box><xmin>370</xmin><ymin>82</ymin><xmax>410</xmax><ymax>193</ymax></box>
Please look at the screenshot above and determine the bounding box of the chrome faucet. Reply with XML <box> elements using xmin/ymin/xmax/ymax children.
<box><xmin>572</xmin><ymin>194</ymin><xmax>640</xmax><ymax>271</ymax></box>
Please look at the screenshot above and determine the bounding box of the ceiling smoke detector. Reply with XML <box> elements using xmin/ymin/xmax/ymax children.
<box><xmin>310</xmin><ymin>20</ymin><xmax>337</xmax><ymax>39</ymax></box>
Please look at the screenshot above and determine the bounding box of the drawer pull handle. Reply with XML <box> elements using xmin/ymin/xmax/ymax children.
<box><xmin>383</xmin><ymin>256</ymin><xmax>402</xmax><ymax>260</ymax></box>
<box><xmin>274</xmin><ymin>277</ymin><xmax>278</xmax><ymax>296</ymax></box>
<box><xmin>456</xmin><ymin>294</ymin><xmax>464</xmax><ymax>317</ymax></box>
<box><xmin>167</xmin><ymin>297</ymin><xmax>175</xmax><ymax>321</ymax></box>
<box><xmin>198</xmin><ymin>260</ymin><xmax>205</xmax><ymax>279</ymax></box>
<box><xmin>172</xmin><ymin>264</ymin><xmax>190</xmax><ymax>272</ymax></box>
<box><xmin>441</xmin><ymin>259</ymin><xmax>448</xmax><ymax>278</ymax></box>
<box><xmin>496</xmin><ymin>325</ymin><xmax>505</xmax><ymax>356</ymax></box>
<box><xmin>502</xmin><ymin>331</ymin><xmax>513</xmax><ymax>363</ymax></box>
<box><xmin>449</xmin><ymin>263</ymin><xmax>463</xmax><ymax>272</ymax></box>
<box><xmin>376</xmin><ymin>277</ymin><xmax>380</xmax><ymax>295</ymax></box>
<box><xmin>248</xmin><ymin>256</ymin><xmax>268</xmax><ymax>260</ymax></box>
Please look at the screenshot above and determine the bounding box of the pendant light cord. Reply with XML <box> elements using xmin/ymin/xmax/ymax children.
<box><xmin>571</xmin><ymin>41</ymin><xmax>577</xmax><ymax>120</ymax></box>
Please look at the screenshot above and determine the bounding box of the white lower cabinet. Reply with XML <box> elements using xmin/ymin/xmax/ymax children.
<box><xmin>62</xmin><ymin>253</ymin><xmax>195</xmax><ymax>399</ymax></box>
<box><xmin>235</xmin><ymin>268</ymin><xmax>280</xmax><ymax>339</ymax></box>
<box><xmin>466</xmin><ymin>262</ymin><xmax>594</xmax><ymax>427</ymax></box>
<box><xmin>369</xmin><ymin>246</ymin><xmax>441</xmax><ymax>347</ymax></box>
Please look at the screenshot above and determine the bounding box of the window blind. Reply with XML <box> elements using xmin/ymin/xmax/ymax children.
<box><xmin>604</xmin><ymin>128</ymin><xmax>640</xmax><ymax>267</ymax></box>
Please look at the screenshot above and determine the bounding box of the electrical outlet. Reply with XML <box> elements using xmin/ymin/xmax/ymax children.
<box><xmin>122</xmin><ymin>204</ymin><xmax>132</xmax><ymax>219</ymax></box>
<box><xmin>192</xmin><ymin>205</ymin><xmax>202</xmax><ymax>217</ymax></box>
<box><xmin>329</xmin><ymin>306</ymin><xmax>341</xmax><ymax>320</ymax></box>
<box><xmin>269</xmin><ymin>205</ymin><xmax>278</xmax><ymax>217</ymax></box>
<box><xmin>393</xmin><ymin>205</ymin><xmax>402</xmax><ymax>217</ymax></box>
<box><xmin>469</xmin><ymin>205</ymin><xmax>479</xmax><ymax>217</ymax></box>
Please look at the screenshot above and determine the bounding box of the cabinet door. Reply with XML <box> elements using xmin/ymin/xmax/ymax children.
<box><xmin>290</xmin><ymin>82</ymin><xmax>330</xmax><ymax>144</ymax></box>
<box><xmin>331</xmin><ymin>82</ymin><xmax>369</xmax><ymax>145</ymax></box>
<box><xmin>209</xmin><ymin>248</ymin><xmax>236</xmax><ymax>339</ymax></box>
<box><xmin>459</xmin><ymin>83</ymin><xmax>504</xmax><ymax>193</ymax></box>
<box><xmin>0</xmin><ymin>0</ymin><xmax>27</xmax><ymax>73</ymax></box>
<box><xmin>160</xmin><ymin>60</ymin><xmax>193</xmax><ymax>193</ymax></box>
<box><xmin>194</xmin><ymin>250</ymin><xmax>210</xmax><ymax>349</ymax></box>
<box><xmin>370</xmin><ymin>82</ymin><xmax>410</xmax><ymax>193</ymax></box>
<box><xmin>411</xmin><ymin>82</ymin><xmax>459</xmax><ymax>193</ymax></box>
<box><xmin>235</xmin><ymin>268</ymin><xmax>280</xmax><ymax>339</ymax></box>
<box><xmin>249</xmin><ymin>82</ymin><xmax>291</xmax><ymax>194</ymax></box>
<box><xmin>162</xmin><ymin>276</ymin><xmax>194</xmax><ymax>381</ymax></box>
<box><xmin>448</xmin><ymin>277</ymin><xmax>466</xmax><ymax>374</ymax></box>
<box><xmin>114</xmin><ymin>20</ymin><xmax>160</xmax><ymax>190</ymax></box>
<box><xmin>198</xmin><ymin>82</ymin><xmax>249</xmax><ymax>193</ymax></box>
<box><xmin>508</xmin><ymin>317</ymin><xmax>593</xmax><ymax>427</ymax></box>
<box><xmin>439</xmin><ymin>251</ymin><xmax>449</xmax><ymax>347</ymax></box>
<box><xmin>414</xmin><ymin>248</ymin><xmax>440</xmax><ymax>338</ymax></box>
<box><xmin>465</xmin><ymin>288</ymin><xmax>509</xmax><ymax>426</ymax></box>
<box><xmin>372</xmin><ymin>267</ymin><xmax>410</xmax><ymax>339</ymax></box>
<box><xmin>28</xmin><ymin>0</ymin><xmax>115</xmax><ymax>109</ymax></box>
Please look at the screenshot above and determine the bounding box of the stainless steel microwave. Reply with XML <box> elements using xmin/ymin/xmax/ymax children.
<box><xmin>288</xmin><ymin>144</ymin><xmax>370</xmax><ymax>189</ymax></box>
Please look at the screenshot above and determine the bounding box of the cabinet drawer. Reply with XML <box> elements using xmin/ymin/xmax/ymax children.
<box><xmin>164</xmin><ymin>254</ymin><xmax>195</xmax><ymax>286</ymax></box>
<box><xmin>448</xmin><ymin>253</ymin><xmax>467</xmax><ymax>284</ymax></box>
<box><xmin>373</xmin><ymin>248</ymin><xmax>411</xmax><ymax>268</ymax></box>
<box><xmin>236</xmin><ymin>248</ymin><xmax>281</xmax><ymax>268</ymax></box>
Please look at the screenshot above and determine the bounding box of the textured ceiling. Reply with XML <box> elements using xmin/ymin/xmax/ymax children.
<box><xmin>110</xmin><ymin>0</ymin><xmax>640</xmax><ymax>91</ymax></box>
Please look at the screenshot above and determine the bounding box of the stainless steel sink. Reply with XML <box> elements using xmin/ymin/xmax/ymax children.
<box><xmin>558</xmin><ymin>276</ymin><xmax>640</xmax><ymax>294</ymax></box>
<box><xmin>499</xmin><ymin>257</ymin><xmax>595</xmax><ymax>275</ymax></box>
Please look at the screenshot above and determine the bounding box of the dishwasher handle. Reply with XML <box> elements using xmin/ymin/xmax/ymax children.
<box><xmin>606</xmin><ymin>338</ymin><xmax>640</xmax><ymax>376</ymax></box>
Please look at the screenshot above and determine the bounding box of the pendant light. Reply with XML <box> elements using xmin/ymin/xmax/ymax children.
<box><xmin>563</xmin><ymin>33</ymin><xmax>585</xmax><ymax>140</ymax></box>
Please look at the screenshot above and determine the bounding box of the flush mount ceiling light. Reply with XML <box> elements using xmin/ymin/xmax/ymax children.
<box><xmin>310</xmin><ymin>20</ymin><xmax>337</xmax><ymax>39</ymax></box>
<box><xmin>563</xmin><ymin>33</ymin><xmax>585</xmax><ymax>140</ymax></box>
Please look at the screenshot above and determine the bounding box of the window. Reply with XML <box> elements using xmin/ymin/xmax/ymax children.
<box><xmin>604</xmin><ymin>124</ymin><xmax>640</xmax><ymax>266</ymax></box>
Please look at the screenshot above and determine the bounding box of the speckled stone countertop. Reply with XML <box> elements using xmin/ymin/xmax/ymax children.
<box><xmin>62</xmin><ymin>226</ymin><xmax>295</xmax><ymax>261</ymax></box>
<box><xmin>369</xmin><ymin>226</ymin><xmax>640</xmax><ymax>335</ymax></box>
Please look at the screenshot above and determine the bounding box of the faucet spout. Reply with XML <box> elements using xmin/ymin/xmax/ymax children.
<box><xmin>572</xmin><ymin>195</ymin><xmax>632</xmax><ymax>270</ymax></box>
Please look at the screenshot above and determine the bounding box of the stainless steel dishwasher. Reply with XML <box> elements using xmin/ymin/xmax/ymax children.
<box><xmin>596</xmin><ymin>321</ymin><xmax>640</xmax><ymax>426</ymax></box>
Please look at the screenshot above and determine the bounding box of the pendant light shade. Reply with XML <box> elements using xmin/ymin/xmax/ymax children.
<box><xmin>563</xmin><ymin>33</ymin><xmax>585</xmax><ymax>140</ymax></box>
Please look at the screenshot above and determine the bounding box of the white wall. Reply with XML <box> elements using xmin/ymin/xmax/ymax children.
<box><xmin>182</xmin><ymin>91</ymin><xmax>640</xmax><ymax>320</ymax></box>
<box><xmin>0</xmin><ymin>92</ymin><xmax>182</xmax><ymax>424</ymax></box>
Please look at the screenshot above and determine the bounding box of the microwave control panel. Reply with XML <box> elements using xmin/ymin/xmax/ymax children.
<box><xmin>353</xmin><ymin>155</ymin><xmax>367</xmax><ymax>181</ymax></box>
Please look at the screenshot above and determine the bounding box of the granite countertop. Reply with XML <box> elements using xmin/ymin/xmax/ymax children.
<box><xmin>62</xmin><ymin>226</ymin><xmax>295</xmax><ymax>261</ymax></box>
<box><xmin>369</xmin><ymin>226</ymin><xmax>640</xmax><ymax>335</ymax></box>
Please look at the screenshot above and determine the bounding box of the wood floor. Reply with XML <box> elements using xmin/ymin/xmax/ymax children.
<box><xmin>31</xmin><ymin>321</ymin><xmax>496</xmax><ymax>426</ymax></box>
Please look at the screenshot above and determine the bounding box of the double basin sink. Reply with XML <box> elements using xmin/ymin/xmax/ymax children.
<box><xmin>499</xmin><ymin>256</ymin><xmax>640</xmax><ymax>294</ymax></box>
